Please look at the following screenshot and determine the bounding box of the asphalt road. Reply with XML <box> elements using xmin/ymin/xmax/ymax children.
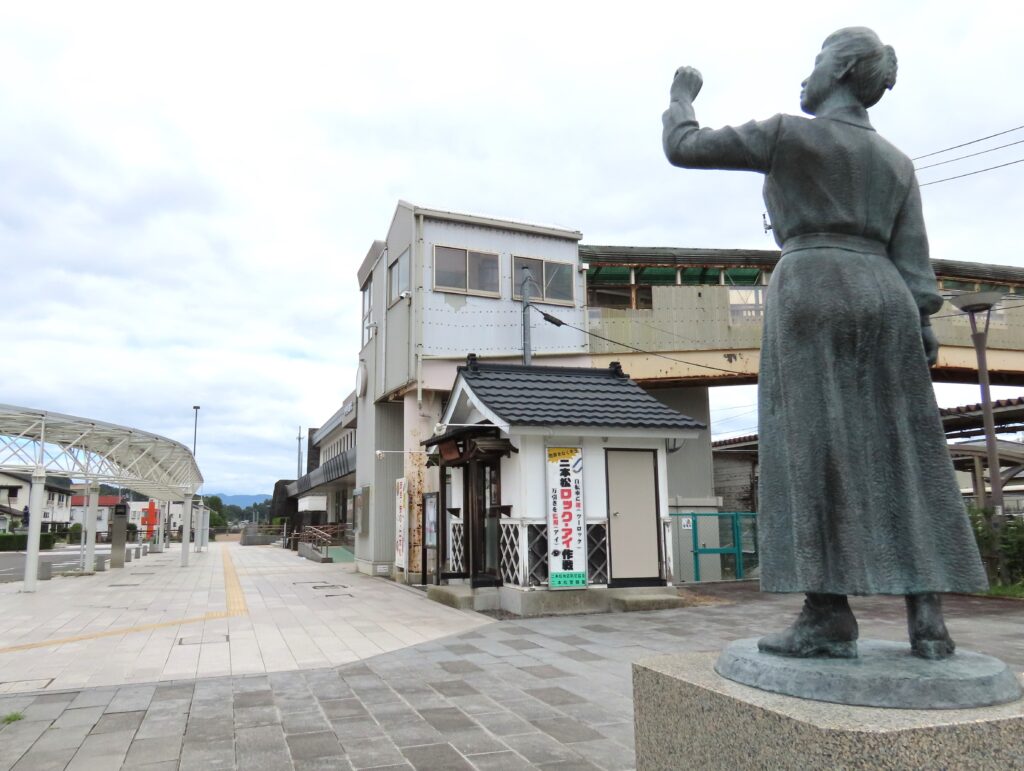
<box><xmin>0</xmin><ymin>545</ymin><xmax>112</xmax><ymax>582</ymax></box>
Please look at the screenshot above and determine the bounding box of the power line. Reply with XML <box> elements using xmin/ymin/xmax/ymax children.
<box><xmin>911</xmin><ymin>124</ymin><xmax>1024</xmax><ymax>161</ymax></box>
<box><xmin>915</xmin><ymin>138</ymin><xmax>1024</xmax><ymax>171</ymax></box>
<box><xmin>919</xmin><ymin>157</ymin><xmax>1024</xmax><ymax>187</ymax></box>
<box><xmin>711</xmin><ymin>408</ymin><xmax>759</xmax><ymax>426</ymax></box>
<box><xmin>533</xmin><ymin>307</ymin><xmax>750</xmax><ymax>375</ymax></box>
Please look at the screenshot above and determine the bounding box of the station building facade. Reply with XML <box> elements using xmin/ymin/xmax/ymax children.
<box><xmin>292</xmin><ymin>202</ymin><xmax>725</xmax><ymax>596</ymax></box>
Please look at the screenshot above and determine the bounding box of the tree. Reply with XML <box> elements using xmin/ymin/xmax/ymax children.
<box><xmin>205</xmin><ymin>495</ymin><xmax>224</xmax><ymax>514</ymax></box>
<box><xmin>223</xmin><ymin>504</ymin><xmax>244</xmax><ymax>521</ymax></box>
<box><xmin>209</xmin><ymin>510</ymin><xmax>227</xmax><ymax>528</ymax></box>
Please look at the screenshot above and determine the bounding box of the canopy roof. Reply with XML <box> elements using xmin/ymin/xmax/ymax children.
<box><xmin>0</xmin><ymin>404</ymin><xmax>202</xmax><ymax>499</ymax></box>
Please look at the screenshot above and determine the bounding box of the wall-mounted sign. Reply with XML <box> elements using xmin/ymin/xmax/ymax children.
<box><xmin>423</xmin><ymin>492</ymin><xmax>438</xmax><ymax>548</ymax></box>
<box><xmin>395</xmin><ymin>478</ymin><xmax>408</xmax><ymax>569</ymax></box>
<box><xmin>353</xmin><ymin>487</ymin><xmax>367</xmax><ymax>535</ymax></box>
<box><xmin>547</xmin><ymin>447</ymin><xmax>587</xmax><ymax>589</ymax></box>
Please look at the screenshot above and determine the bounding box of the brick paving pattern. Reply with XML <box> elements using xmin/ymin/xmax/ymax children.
<box><xmin>1</xmin><ymin>583</ymin><xmax>1022</xmax><ymax>770</ymax></box>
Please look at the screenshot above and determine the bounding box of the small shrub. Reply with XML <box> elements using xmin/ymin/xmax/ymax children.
<box><xmin>969</xmin><ymin>506</ymin><xmax>1024</xmax><ymax>587</ymax></box>
<box><xmin>0</xmin><ymin>533</ymin><xmax>55</xmax><ymax>551</ymax></box>
<box><xmin>2</xmin><ymin>712</ymin><xmax>23</xmax><ymax>724</ymax></box>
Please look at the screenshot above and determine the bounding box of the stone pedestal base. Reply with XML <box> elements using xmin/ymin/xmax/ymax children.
<box><xmin>633</xmin><ymin>652</ymin><xmax>1024</xmax><ymax>770</ymax></box>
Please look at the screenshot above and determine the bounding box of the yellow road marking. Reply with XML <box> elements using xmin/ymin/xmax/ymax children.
<box><xmin>222</xmin><ymin>546</ymin><xmax>248</xmax><ymax>617</ymax></box>
<box><xmin>0</xmin><ymin>546</ymin><xmax>248</xmax><ymax>654</ymax></box>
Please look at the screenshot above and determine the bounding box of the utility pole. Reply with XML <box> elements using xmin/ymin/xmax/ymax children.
<box><xmin>297</xmin><ymin>426</ymin><xmax>303</xmax><ymax>478</ymax></box>
<box><xmin>520</xmin><ymin>267</ymin><xmax>539</xmax><ymax>366</ymax></box>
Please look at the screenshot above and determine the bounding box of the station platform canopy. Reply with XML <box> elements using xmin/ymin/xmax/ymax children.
<box><xmin>0</xmin><ymin>404</ymin><xmax>202</xmax><ymax>500</ymax></box>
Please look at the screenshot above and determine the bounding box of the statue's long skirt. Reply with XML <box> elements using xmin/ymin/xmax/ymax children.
<box><xmin>757</xmin><ymin>246</ymin><xmax>989</xmax><ymax>595</ymax></box>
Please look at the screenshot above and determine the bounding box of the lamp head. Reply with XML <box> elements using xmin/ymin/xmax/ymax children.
<box><xmin>949</xmin><ymin>290</ymin><xmax>1003</xmax><ymax>314</ymax></box>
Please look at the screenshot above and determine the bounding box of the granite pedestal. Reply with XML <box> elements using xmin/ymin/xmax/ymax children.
<box><xmin>633</xmin><ymin>651</ymin><xmax>1024</xmax><ymax>770</ymax></box>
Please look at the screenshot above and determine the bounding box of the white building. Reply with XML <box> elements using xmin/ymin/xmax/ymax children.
<box><xmin>293</xmin><ymin>201</ymin><xmax>720</xmax><ymax>596</ymax></box>
<box><xmin>0</xmin><ymin>471</ymin><xmax>73</xmax><ymax>531</ymax></box>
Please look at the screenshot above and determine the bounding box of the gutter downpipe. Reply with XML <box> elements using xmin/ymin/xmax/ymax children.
<box><xmin>416</xmin><ymin>213</ymin><xmax>424</xmax><ymax>409</ymax></box>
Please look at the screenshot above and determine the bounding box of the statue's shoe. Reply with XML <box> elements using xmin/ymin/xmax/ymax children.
<box><xmin>757</xmin><ymin>630</ymin><xmax>858</xmax><ymax>658</ymax></box>
<box><xmin>910</xmin><ymin>636</ymin><xmax>956</xmax><ymax>660</ymax></box>
<box><xmin>757</xmin><ymin>593</ymin><xmax>859</xmax><ymax>659</ymax></box>
<box><xmin>906</xmin><ymin>593</ymin><xmax>956</xmax><ymax>660</ymax></box>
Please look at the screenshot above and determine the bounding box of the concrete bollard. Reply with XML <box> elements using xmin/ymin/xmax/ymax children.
<box><xmin>142</xmin><ymin>545</ymin><xmax>148</xmax><ymax>556</ymax></box>
<box><xmin>134</xmin><ymin>547</ymin><xmax>141</xmax><ymax>559</ymax></box>
<box><xmin>38</xmin><ymin>561</ymin><xmax>52</xmax><ymax>581</ymax></box>
<box><xmin>125</xmin><ymin>549</ymin><xmax>133</xmax><ymax>563</ymax></box>
<box><xmin>94</xmin><ymin>555</ymin><xmax>106</xmax><ymax>572</ymax></box>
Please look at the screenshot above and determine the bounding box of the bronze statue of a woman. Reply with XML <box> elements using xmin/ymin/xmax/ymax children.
<box><xmin>663</xmin><ymin>27</ymin><xmax>988</xmax><ymax>660</ymax></box>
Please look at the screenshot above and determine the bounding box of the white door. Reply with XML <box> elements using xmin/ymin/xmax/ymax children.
<box><xmin>606</xmin><ymin>449</ymin><xmax>661</xmax><ymax>584</ymax></box>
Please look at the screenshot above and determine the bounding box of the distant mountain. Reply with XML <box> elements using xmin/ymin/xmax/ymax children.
<box><xmin>211</xmin><ymin>494</ymin><xmax>271</xmax><ymax>508</ymax></box>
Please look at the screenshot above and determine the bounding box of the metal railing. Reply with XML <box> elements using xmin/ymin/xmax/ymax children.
<box><xmin>674</xmin><ymin>511</ymin><xmax>757</xmax><ymax>582</ymax></box>
<box><xmin>296</xmin><ymin>524</ymin><xmax>345</xmax><ymax>557</ymax></box>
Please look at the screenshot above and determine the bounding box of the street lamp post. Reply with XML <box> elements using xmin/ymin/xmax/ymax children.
<box><xmin>949</xmin><ymin>291</ymin><xmax>1004</xmax><ymax>515</ymax></box>
<box><xmin>191</xmin><ymin>405</ymin><xmax>206</xmax><ymax>553</ymax></box>
<box><xmin>949</xmin><ymin>290</ymin><xmax>1005</xmax><ymax>581</ymax></box>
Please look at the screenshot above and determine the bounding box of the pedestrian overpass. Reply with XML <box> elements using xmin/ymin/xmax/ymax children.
<box><xmin>581</xmin><ymin>245</ymin><xmax>1024</xmax><ymax>386</ymax></box>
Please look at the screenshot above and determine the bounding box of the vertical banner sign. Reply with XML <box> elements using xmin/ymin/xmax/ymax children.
<box><xmin>547</xmin><ymin>447</ymin><xmax>587</xmax><ymax>589</ymax></box>
<box><xmin>395</xmin><ymin>478</ymin><xmax>408</xmax><ymax>569</ymax></box>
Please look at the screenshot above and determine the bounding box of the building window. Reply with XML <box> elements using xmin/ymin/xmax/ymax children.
<box><xmin>388</xmin><ymin>248</ymin><xmax>410</xmax><ymax>305</ymax></box>
<box><xmin>513</xmin><ymin>256</ymin><xmax>574</xmax><ymax>304</ymax></box>
<box><xmin>361</xmin><ymin>278</ymin><xmax>373</xmax><ymax>346</ymax></box>
<box><xmin>433</xmin><ymin>246</ymin><xmax>500</xmax><ymax>296</ymax></box>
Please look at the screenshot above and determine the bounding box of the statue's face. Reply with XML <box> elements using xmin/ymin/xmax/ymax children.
<box><xmin>800</xmin><ymin>46</ymin><xmax>838</xmax><ymax>115</ymax></box>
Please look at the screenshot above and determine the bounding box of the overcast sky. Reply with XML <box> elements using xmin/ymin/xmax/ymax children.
<box><xmin>4</xmin><ymin>2</ymin><xmax>1022</xmax><ymax>494</ymax></box>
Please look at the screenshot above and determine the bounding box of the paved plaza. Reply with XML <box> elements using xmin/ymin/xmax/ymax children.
<box><xmin>0</xmin><ymin>543</ymin><xmax>1021</xmax><ymax>770</ymax></box>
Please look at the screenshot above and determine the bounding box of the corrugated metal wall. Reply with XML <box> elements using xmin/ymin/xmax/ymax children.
<box><xmin>419</xmin><ymin>220</ymin><xmax>588</xmax><ymax>358</ymax></box>
<box><xmin>371</xmin><ymin>401</ymin><xmax>404</xmax><ymax>565</ymax></box>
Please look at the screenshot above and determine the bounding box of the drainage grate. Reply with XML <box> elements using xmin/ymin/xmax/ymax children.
<box><xmin>178</xmin><ymin>634</ymin><xmax>230</xmax><ymax>646</ymax></box>
<box><xmin>312</xmin><ymin>585</ymin><xmax>348</xmax><ymax>590</ymax></box>
<box><xmin>325</xmin><ymin>594</ymin><xmax>354</xmax><ymax>598</ymax></box>
<box><xmin>109</xmin><ymin>583</ymin><xmax>142</xmax><ymax>587</ymax></box>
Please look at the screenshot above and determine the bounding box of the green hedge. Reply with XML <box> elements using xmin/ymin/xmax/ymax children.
<box><xmin>0</xmin><ymin>533</ymin><xmax>55</xmax><ymax>551</ymax></box>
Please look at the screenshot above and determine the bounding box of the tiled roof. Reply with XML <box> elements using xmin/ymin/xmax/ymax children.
<box><xmin>459</xmin><ymin>357</ymin><xmax>705</xmax><ymax>431</ymax></box>
<box><xmin>712</xmin><ymin>434</ymin><xmax>759</xmax><ymax>449</ymax></box>
<box><xmin>939</xmin><ymin>396</ymin><xmax>1024</xmax><ymax>417</ymax></box>
<box><xmin>712</xmin><ymin>397</ymin><xmax>1024</xmax><ymax>450</ymax></box>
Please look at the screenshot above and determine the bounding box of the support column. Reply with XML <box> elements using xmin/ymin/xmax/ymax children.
<box><xmin>181</xmin><ymin>494</ymin><xmax>192</xmax><ymax>566</ymax></box>
<box><xmin>155</xmin><ymin>501</ymin><xmax>163</xmax><ymax>548</ymax></box>
<box><xmin>85</xmin><ymin>485</ymin><xmax>98</xmax><ymax>570</ymax></box>
<box><xmin>201</xmin><ymin>506</ymin><xmax>210</xmax><ymax>549</ymax></box>
<box><xmin>23</xmin><ymin>466</ymin><xmax>46</xmax><ymax>592</ymax></box>
<box><xmin>973</xmin><ymin>456</ymin><xmax>987</xmax><ymax>510</ymax></box>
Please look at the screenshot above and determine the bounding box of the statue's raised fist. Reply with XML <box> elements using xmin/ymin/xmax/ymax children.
<box><xmin>671</xmin><ymin>66</ymin><xmax>703</xmax><ymax>103</ymax></box>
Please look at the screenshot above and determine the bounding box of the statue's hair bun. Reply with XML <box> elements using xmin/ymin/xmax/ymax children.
<box><xmin>823</xmin><ymin>27</ymin><xmax>898</xmax><ymax>108</ymax></box>
<box><xmin>881</xmin><ymin>44</ymin><xmax>898</xmax><ymax>90</ymax></box>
